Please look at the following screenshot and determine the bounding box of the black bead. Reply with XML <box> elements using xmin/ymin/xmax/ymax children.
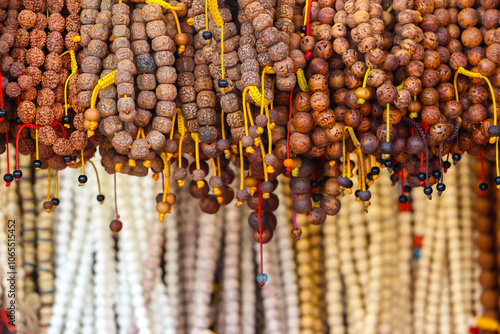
<box><xmin>404</xmin><ymin>185</ymin><xmax>412</xmax><ymax>193</ymax></box>
<box><xmin>354</xmin><ymin>190</ymin><xmax>360</xmax><ymax>197</ymax></box>
<box><xmin>398</xmin><ymin>195</ymin><xmax>408</xmax><ymax>203</ymax></box>
<box><xmin>3</xmin><ymin>174</ymin><xmax>13</xmax><ymax>183</ymax></box>
<box><xmin>156</xmin><ymin>193</ymin><xmax>163</xmax><ymax>203</ymax></box>
<box><xmin>97</xmin><ymin>194</ymin><xmax>105</xmax><ymax>202</ymax></box>
<box><xmin>452</xmin><ymin>153</ymin><xmax>461</xmax><ymax>162</ymax></box>
<box><xmin>367</xmin><ymin>173</ymin><xmax>373</xmax><ymax>180</ymax></box>
<box><xmin>417</xmin><ymin>172</ymin><xmax>426</xmax><ymax>181</ymax></box>
<box><xmin>432</xmin><ymin>170</ymin><xmax>441</xmax><ymax>179</ymax></box>
<box><xmin>436</xmin><ymin>183</ymin><xmax>446</xmax><ymax>192</ymax></box>
<box><xmin>384</xmin><ymin>160</ymin><xmax>393</xmax><ymax>168</ymax></box>
<box><xmin>15</xmin><ymin>118</ymin><xmax>23</xmax><ymax>125</ymax></box>
<box><xmin>0</xmin><ymin>109</ymin><xmax>6</xmax><ymax>118</ymax></box>
<box><xmin>495</xmin><ymin>177</ymin><xmax>500</xmax><ymax>185</ymax></box>
<box><xmin>443</xmin><ymin>161</ymin><xmax>451</xmax><ymax>169</ymax></box>
<box><xmin>51</xmin><ymin>198</ymin><xmax>60</xmax><ymax>206</ymax></box>
<box><xmin>62</xmin><ymin>115</ymin><xmax>71</xmax><ymax>124</ymax></box>
<box><xmin>218</xmin><ymin>79</ymin><xmax>228</xmax><ymax>88</ymax></box>
<box><xmin>319</xmin><ymin>180</ymin><xmax>326</xmax><ymax>187</ymax></box>
<box><xmin>33</xmin><ymin>160</ymin><xmax>42</xmax><ymax>168</ymax></box>
<box><xmin>423</xmin><ymin>187</ymin><xmax>433</xmax><ymax>195</ymax></box>
<box><xmin>63</xmin><ymin>155</ymin><xmax>72</xmax><ymax>163</ymax></box>
<box><xmin>371</xmin><ymin>167</ymin><xmax>380</xmax><ymax>175</ymax></box>
<box><xmin>312</xmin><ymin>193</ymin><xmax>323</xmax><ymax>202</ymax></box>
<box><xmin>13</xmin><ymin>170</ymin><xmax>22</xmax><ymax>179</ymax></box>
<box><xmin>310</xmin><ymin>180</ymin><xmax>319</xmax><ymax>188</ymax></box>
<box><xmin>300</xmin><ymin>25</ymin><xmax>307</xmax><ymax>34</ymax></box>
<box><xmin>202</xmin><ymin>30</ymin><xmax>212</xmax><ymax>40</ymax></box>
<box><xmin>393</xmin><ymin>163</ymin><xmax>402</xmax><ymax>173</ymax></box>
<box><xmin>345</xmin><ymin>179</ymin><xmax>353</xmax><ymax>188</ymax></box>
<box><xmin>479</xmin><ymin>182</ymin><xmax>488</xmax><ymax>191</ymax></box>
<box><xmin>78</xmin><ymin>175</ymin><xmax>88</xmax><ymax>184</ymax></box>
<box><xmin>390</xmin><ymin>174</ymin><xmax>399</xmax><ymax>182</ymax></box>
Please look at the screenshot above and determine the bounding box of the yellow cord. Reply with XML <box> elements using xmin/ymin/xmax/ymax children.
<box><xmin>296</xmin><ymin>68</ymin><xmax>309</xmax><ymax>92</ymax></box>
<box><xmin>35</xmin><ymin>121</ymin><xmax>39</xmax><ymax>168</ymax></box>
<box><xmin>265</xmin><ymin>106</ymin><xmax>272</xmax><ymax>155</ymax></box>
<box><xmin>90</xmin><ymin>70</ymin><xmax>117</xmax><ymax>109</ymax></box>
<box><xmin>160</xmin><ymin>152</ymin><xmax>172</xmax><ymax>202</ymax></box>
<box><xmin>386</xmin><ymin>103</ymin><xmax>390</xmax><ymax>143</ymax></box>
<box><xmin>205</xmin><ymin>0</ymin><xmax>209</xmax><ymax>31</ymax></box>
<box><xmin>54</xmin><ymin>170</ymin><xmax>59</xmax><ymax>199</ymax></box>
<box><xmin>301</xmin><ymin>0</ymin><xmax>310</xmax><ymax>37</ymax></box>
<box><xmin>358</xmin><ymin>68</ymin><xmax>371</xmax><ymax>104</ymax></box>
<box><xmin>242</xmin><ymin>87</ymin><xmax>251</xmax><ymax>136</ymax></box>
<box><xmin>239</xmin><ymin>141</ymin><xmax>244</xmax><ymax>190</ymax></box>
<box><xmin>46</xmin><ymin>167</ymin><xmax>51</xmax><ymax>201</ymax></box>
<box><xmin>342</xmin><ymin>130</ymin><xmax>347</xmax><ymax>178</ymax></box>
<box><xmin>145</xmin><ymin>0</ymin><xmax>183</xmax><ymax>34</ymax></box>
<box><xmin>455</xmin><ymin>66</ymin><xmax>499</xmax><ymax>183</ymax></box>
<box><xmin>387</xmin><ymin>4</ymin><xmax>393</xmax><ymax>11</ymax></box>
<box><xmin>87</xmin><ymin>160</ymin><xmax>103</xmax><ymax>200</ymax></box>
<box><xmin>170</xmin><ymin>109</ymin><xmax>178</xmax><ymax>141</ymax></box>
<box><xmin>191</xmin><ymin>132</ymin><xmax>201</xmax><ymax>169</ymax></box>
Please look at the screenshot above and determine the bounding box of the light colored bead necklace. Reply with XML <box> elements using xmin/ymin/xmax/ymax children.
<box><xmin>240</xmin><ymin>205</ymin><xmax>256</xmax><ymax>334</ymax></box>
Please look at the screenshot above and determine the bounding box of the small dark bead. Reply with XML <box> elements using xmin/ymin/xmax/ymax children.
<box><xmin>97</xmin><ymin>194</ymin><xmax>105</xmax><ymax>202</ymax></box>
<box><xmin>33</xmin><ymin>160</ymin><xmax>42</xmax><ymax>168</ymax></box>
<box><xmin>393</xmin><ymin>164</ymin><xmax>401</xmax><ymax>173</ymax></box>
<box><xmin>346</xmin><ymin>179</ymin><xmax>353</xmax><ymax>188</ymax></box>
<box><xmin>354</xmin><ymin>189</ymin><xmax>360</xmax><ymax>197</ymax></box>
<box><xmin>51</xmin><ymin>198</ymin><xmax>60</xmax><ymax>206</ymax></box>
<box><xmin>443</xmin><ymin>161</ymin><xmax>451</xmax><ymax>169</ymax></box>
<box><xmin>78</xmin><ymin>175</ymin><xmax>88</xmax><ymax>183</ymax></box>
<box><xmin>63</xmin><ymin>155</ymin><xmax>72</xmax><ymax>163</ymax></box>
<box><xmin>3</xmin><ymin>174</ymin><xmax>13</xmax><ymax>182</ymax></box>
<box><xmin>436</xmin><ymin>183</ymin><xmax>446</xmax><ymax>192</ymax></box>
<box><xmin>0</xmin><ymin>109</ymin><xmax>6</xmax><ymax>118</ymax></box>
<box><xmin>417</xmin><ymin>172</ymin><xmax>426</xmax><ymax>181</ymax></box>
<box><xmin>479</xmin><ymin>182</ymin><xmax>488</xmax><ymax>191</ymax></box>
<box><xmin>390</xmin><ymin>174</ymin><xmax>399</xmax><ymax>182</ymax></box>
<box><xmin>367</xmin><ymin>173</ymin><xmax>373</xmax><ymax>180</ymax></box>
<box><xmin>384</xmin><ymin>160</ymin><xmax>393</xmax><ymax>168</ymax></box>
<box><xmin>432</xmin><ymin>170</ymin><xmax>441</xmax><ymax>179</ymax></box>
<box><xmin>156</xmin><ymin>193</ymin><xmax>163</xmax><ymax>203</ymax></box>
<box><xmin>310</xmin><ymin>180</ymin><xmax>319</xmax><ymax>188</ymax></box>
<box><xmin>319</xmin><ymin>180</ymin><xmax>326</xmax><ymax>187</ymax></box>
<box><xmin>16</xmin><ymin>118</ymin><xmax>23</xmax><ymax>125</ymax></box>
<box><xmin>495</xmin><ymin>177</ymin><xmax>500</xmax><ymax>185</ymax></box>
<box><xmin>452</xmin><ymin>153</ymin><xmax>461</xmax><ymax>162</ymax></box>
<box><xmin>62</xmin><ymin>115</ymin><xmax>71</xmax><ymax>124</ymax></box>
<box><xmin>399</xmin><ymin>195</ymin><xmax>408</xmax><ymax>203</ymax></box>
<box><xmin>371</xmin><ymin>167</ymin><xmax>380</xmax><ymax>175</ymax></box>
<box><xmin>404</xmin><ymin>185</ymin><xmax>412</xmax><ymax>193</ymax></box>
<box><xmin>218</xmin><ymin>79</ymin><xmax>228</xmax><ymax>88</ymax></box>
<box><xmin>423</xmin><ymin>187</ymin><xmax>433</xmax><ymax>195</ymax></box>
<box><xmin>13</xmin><ymin>170</ymin><xmax>22</xmax><ymax>179</ymax></box>
<box><xmin>202</xmin><ymin>30</ymin><xmax>212</xmax><ymax>40</ymax></box>
<box><xmin>300</xmin><ymin>25</ymin><xmax>307</xmax><ymax>34</ymax></box>
<box><xmin>312</xmin><ymin>193</ymin><xmax>323</xmax><ymax>202</ymax></box>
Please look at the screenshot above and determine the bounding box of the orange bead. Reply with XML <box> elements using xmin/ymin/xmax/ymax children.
<box><xmin>156</xmin><ymin>201</ymin><xmax>171</xmax><ymax>214</ymax></box>
<box><xmin>292</xmin><ymin>227</ymin><xmax>302</xmax><ymax>240</ymax></box>
<box><xmin>174</xmin><ymin>33</ymin><xmax>189</xmax><ymax>46</ymax></box>
<box><xmin>84</xmin><ymin>108</ymin><xmax>100</xmax><ymax>122</ymax></box>
<box><xmin>284</xmin><ymin>158</ymin><xmax>293</xmax><ymax>167</ymax></box>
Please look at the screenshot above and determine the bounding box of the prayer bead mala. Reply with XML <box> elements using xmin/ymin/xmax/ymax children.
<box><xmin>19</xmin><ymin>154</ymin><xmax>35</xmax><ymax>295</ymax></box>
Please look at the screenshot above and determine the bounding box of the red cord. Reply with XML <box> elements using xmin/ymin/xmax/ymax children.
<box><xmin>480</xmin><ymin>153</ymin><xmax>485</xmax><ymax>195</ymax></box>
<box><xmin>306</xmin><ymin>0</ymin><xmax>313</xmax><ymax>36</ymax></box>
<box><xmin>51</xmin><ymin>121</ymin><xmax>66</xmax><ymax>139</ymax></box>
<box><xmin>5</xmin><ymin>132</ymin><xmax>10</xmax><ymax>187</ymax></box>
<box><xmin>401</xmin><ymin>164</ymin><xmax>405</xmax><ymax>209</ymax></box>
<box><xmin>286</xmin><ymin>75</ymin><xmax>296</xmax><ymax>174</ymax></box>
<box><xmin>258</xmin><ymin>179</ymin><xmax>264</xmax><ymax>286</ymax></box>
<box><xmin>420</xmin><ymin>152</ymin><xmax>424</xmax><ymax>186</ymax></box>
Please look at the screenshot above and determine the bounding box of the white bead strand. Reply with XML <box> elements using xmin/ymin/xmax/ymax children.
<box><xmin>240</xmin><ymin>205</ymin><xmax>256</xmax><ymax>334</ymax></box>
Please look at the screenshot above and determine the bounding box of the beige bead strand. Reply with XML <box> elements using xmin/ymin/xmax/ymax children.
<box><xmin>34</xmin><ymin>170</ymin><xmax>55</xmax><ymax>333</ymax></box>
<box><xmin>240</xmin><ymin>204</ymin><xmax>256</xmax><ymax>334</ymax></box>
<box><xmin>276</xmin><ymin>177</ymin><xmax>300</xmax><ymax>334</ymax></box>
<box><xmin>222</xmin><ymin>202</ymin><xmax>241</xmax><ymax>334</ymax></box>
<box><xmin>364</xmin><ymin>176</ymin><xmax>382</xmax><ymax>334</ymax></box>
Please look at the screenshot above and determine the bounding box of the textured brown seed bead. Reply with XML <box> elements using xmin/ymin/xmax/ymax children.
<box><xmin>152</xmin><ymin>117</ymin><xmax>173</xmax><ymax>134</ymax></box>
<box><xmin>137</xmin><ymin>91</ymin><xmax>157</xmax><ymax>110</ymax></box>
<box><xmin>156</xmin><ymin>84</ymin><xmax>177</xmax><ymax>101</ymax></box>
<box><xmin>197</xmin><ymin>108</ymin><xmax>217</xmax><ymax>126</ymax></box>
<box><xmin>194</xmin><ymin>77</ymin><xmax>213</xmax><ymax>92</ymax></box>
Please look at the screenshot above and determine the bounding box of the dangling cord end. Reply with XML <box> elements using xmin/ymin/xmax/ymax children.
<box><xmin>256</xmin><ymin>179</ymin><xmax>267</xmax><ymax>287</ymax></box>
<box><xmin>480</xmin><ymin>152</ymin><xmax>487</xmax><ymax>195</ymax></box>
<box><xmin>44</xmin><ymin>167</ymin><xmax>52</xmax><ymax>213</ymax></box>
<box><xmin>110</xmin><ymin>173</ymin><xmax>123</xmax><ymax>234</ymax></box>
<box><xmin>284</xmin><ymin>88</ymin><xmax>293</xmax><ymax>175</ymax></box>
<box><xmin>51</xmin><ymin>170</ymin><xmax>60</xmax><ymax>209</ymax></box>
<box><xmin>78</xmin><ymin>149</ymin><xmax>87</xmax><ymax>187</ymax></box>
<box><xmin>4</xmin><ymin>132</ymin><xmax>11</xmax><ymax>187</ymax></box>
<box><xmin>291</xmin><ymin>185</ymin><xmax>302</xmax><ymax>241</ymax></box>
<box><xmin>88</xmin><ymin>160</ymin><xmax>104</xmax><ymax>204</ymax></box>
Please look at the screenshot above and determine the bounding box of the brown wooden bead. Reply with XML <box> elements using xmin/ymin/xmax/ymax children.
<box><xmin>292</xmin><ymin>112</ymin><xmax>315</xmax><ymax>133</ymax></box>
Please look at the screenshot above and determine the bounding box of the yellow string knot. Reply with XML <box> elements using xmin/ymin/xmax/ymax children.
<box><xmin>71</xmin><ymin>35</ymin><xmax>81</xmax><ymax>42</ymax></box>
<box><xmin>197</xmin><ymin>180</ymin><xmax>205</xmax><ymax>189</ymax></box>
<box><xmin>291</xmin><ymin>168</ymin><xmax>299</xmax><ymax>177</ymax></box>
<box><xmin>235</xmin><ymin>201</ymin><xmax>243</xmax><ymax>208</ymax></box>
<box><xmin>178</xmin><ymin>180</ymin><xmax>185</xmax><ymax>187</ymax></box>
<box><xmin>217</xmin><ymin>196</ymin><xmax>223</xmax><ymax>204</ymax></box>
<box><xmin>129</xmin><ymin>159</ymin><xmax>136</xmax><ymax>167</ymax></box>
<box><xmin>152</xmin><ymin>173</ymin><xmax>159</xmax><ymax>181</ymax></box>
<box><xmin>246</xmin><ymin>146</ymin><xmax>254</xmax><ymax>154</ymax></box>
<box><xmin>253</xmin><ymin>137</ymin><xmax>261</xmax><ymax>146</ymax></box>
<box><xmin>358</xmin><ymin>98</ymin><xmax>365</xmax><ymax>104</ymax></box>
<box><xmin>187</xmin><ymin>18</ymin><xmax>193</xmax><ymax>25</ymax></box>
<box><xmin>178</xmin><ymin>45</ymin><xmax>186</xmax><ymax>54</ymax></box>
<box><xmin>410</xmin><ymin>112</ymin><xmax>418</xmax><ymax>118</ymax></box>
<box><xmin>296</xmin><ymin>68</ymin><xmax>309</xmax><ymax>92</ymax></box>
<box><xmin>87</xmin><ymin>130</ymin><xmax>94</xmax><ymax>137</ymax></box>
<box><xmin>269</xmin><ymin>123</ymin><xmax>275</xmax><ymax>130</ymax></box>
<box><xmin>159</xmin><ymin>213</ymin><xmax>165</xmax><ymax>222</ymax></box>
<box><xmin>266</xmin><ymin>165</ymin><xmax>275</xmax><ymax>173</ymax></box>
<box><xmin>224</xmin><ymin>149</ymin><xmax>231</xmax><ymax>159</ymax></box>
<box><xmin>89</xmin><ymin>121</ymin><xmax>98</xmax><ymax>130</ymax></box>
<box><xmin>143</xmin><ymin>160</ymin><xmax>151</xmax><ymax>168</ymax></box>
<box><xmin>263</xmin><ymin>192</ymin><xmax>270</xmax><ymax>199</ymax></box>
<box><xmin>115</xmin><ymin>163</ymin><xmax>122</xmax><ymax>173</ymax></box>
<box><xmin>214</xmin><ymin>188</ymin><xmax>222</xmax><ymax>196</ymax></box>
<box><xmin>329</xmin><ymin>161</ymin><xmax>336</xmax><ymax>167</ymax></box>
<box><xmin>256</xmin><ymin>127</ymin><xmax>264</xmax><ymax>134</ymax></box>
<box><xmin>250</xmin><ymin>187</ymin><xmax>257</xmax><ymax>196</ymax></box>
